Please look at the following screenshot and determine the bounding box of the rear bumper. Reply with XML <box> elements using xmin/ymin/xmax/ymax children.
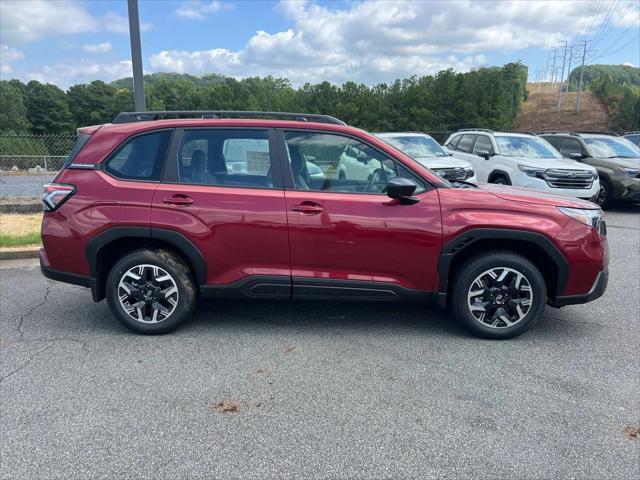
<box><xmin>40</xmin><ymin>248</ymin><xmax>92</xmax><ymax>289</ymax></box>
<box><xmin>551</xmin><ymin>268</ymin><xmax>608</xmax><ymax>307</ymax></box>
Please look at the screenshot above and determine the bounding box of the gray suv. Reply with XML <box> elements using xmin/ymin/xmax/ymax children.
<box><xmin>539</xmin><ymin>132</ymin><xmax>640</xmax><ymax>208</ymax></box>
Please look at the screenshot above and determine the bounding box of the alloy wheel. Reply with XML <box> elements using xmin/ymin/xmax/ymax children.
<box><xmin>467</xmin><ymin>267</ymin><xmax>533</xmax><ymax>328</ymax></box>
<box><xmin>117</xmin><ymin>264</ymin><xmax>179</xmax><ymax>323</ymax></box>
<box><xmin>596</xmin><ymin>184</ymin><xmax>607</xmax><ymax>206</ymax></box>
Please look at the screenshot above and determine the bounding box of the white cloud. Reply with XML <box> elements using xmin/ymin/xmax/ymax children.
<box><xmin>176</xmin><ymin>1</ymin><xmax>233</xmax><ymax>20</ymax></box>
<box><xmin>623</xmin><ymin>62</ymin><xmax>636</xmax><ymax>67</ymax></box>
<box><xmin>82</xmin><ymin>42</ymin><xmax>112</xmax><ymax>53</ymax></box>
<box><xmin>104</xmin><ymin>12</ymin><xmax>155</xmax><ymax>34</ymax></box>
<box><xmin>16</xmin><ymin>60</ymin><xmax>133</xmax><ymax>89</ymax></box>
<box><xmin>613</xmin><ymin>1</ymin><xmax>640</xmax><ymax>28</ymax></box>
<box><xmin>0</xmin><ymin>0</ymin><xmax>98</xmax><ymax>43</ymax></box>
<box><xmin>0</xmin><ymin>44</ymin><xmax>24</xmax><ymax>74</ymax></box>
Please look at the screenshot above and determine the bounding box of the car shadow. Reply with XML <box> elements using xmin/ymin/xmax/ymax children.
<box><xmin>186</xmin><ymin>298</ymin><xmax>469</xmax><ymax>338</ymax></box>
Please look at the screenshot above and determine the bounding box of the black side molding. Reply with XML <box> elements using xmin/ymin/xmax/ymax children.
<box><xmin>292</xmin><ymin>277</ymin><xmax>431</xmax><ymax>302</ymax></box>
<box><xmin>436</xmin><ymin>228</ymin><xmax>569</xmax><ymax>307</ymax></box>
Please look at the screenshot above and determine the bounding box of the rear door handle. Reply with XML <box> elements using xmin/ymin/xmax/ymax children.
<box><xmin>163</xmin><ymin>194</ymin><xmax>193</xmax><ymax>206</ymax></box>
<box><xmin>291</xmin><ymin>202</ymin><xmax>323</xmax><ymax>214</ymax></box>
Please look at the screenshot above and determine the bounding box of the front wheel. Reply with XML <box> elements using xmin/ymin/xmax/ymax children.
<box><xmin>595</xmin><ymin>179</ymin><xmax>612</xmax><ymax>209</ymax></box>
<box><xmin>450</xmin><ymin>251</ymin><xmax>546</xmax><ymax>339</ymax></box>
<box><xmin>106</xmin><ymin>249</ymin><xmax>197</xmax><ymax>334</ymax></box>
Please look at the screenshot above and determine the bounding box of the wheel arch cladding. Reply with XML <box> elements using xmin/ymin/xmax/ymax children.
<box><xmin>437</xmin><ymin>228</ymin><xmax>568</xmax><ymax>304</ymax></box>
<box><xmin>86</xmin><ymin>227</ymin><xmax>206</xmax><ymax>301</ymax></box>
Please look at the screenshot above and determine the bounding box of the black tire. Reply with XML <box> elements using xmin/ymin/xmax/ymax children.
<box><xmin>450</xmin><ymin>251</ymin><xmax>546</xmax><ymax>339</ymax></box>
<box><xmin>106</xmin><ymin>248</ymin><xmax>197</xmax><ymax>334</ymax></box>
<box><xmin>490</xmin><ymin>174</ymin><xmax>511</xmax><ymax>185</ymax></box>
<box><xmin>595</xmin><ymin>178</ymin><xmax>612</xmax><ymax>209</ymax></box>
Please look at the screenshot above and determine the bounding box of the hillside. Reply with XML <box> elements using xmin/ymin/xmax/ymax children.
<box><xmin>514</xmin><ymin>83</ymin><xmax>611</xmax><ymax>132</ymax></box>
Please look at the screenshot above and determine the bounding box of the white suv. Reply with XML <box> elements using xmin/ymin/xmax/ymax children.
<box><xmin>443</xmin><ymin>130</ymin><xmax>599</xmax><ymax>200</ymax></box>
<box><xmin>374</xmin><ymin>132</ymin><xmax>477</xmax><ymax>183</ymax></box>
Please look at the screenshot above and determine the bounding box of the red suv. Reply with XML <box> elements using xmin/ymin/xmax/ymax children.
<box><xmin>40</xmin><ymin>111</ymin><xmax>609</xmax><ymax>339</ymax></box>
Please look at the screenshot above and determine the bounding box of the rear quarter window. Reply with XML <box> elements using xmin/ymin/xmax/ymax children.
<box><xmin>105</xmin><ymin>130</ymin><xmax>172</xmax><ymax>181</ymax></box>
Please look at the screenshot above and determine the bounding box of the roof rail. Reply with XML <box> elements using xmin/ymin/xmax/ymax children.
<box><xmin>576</xmin><ymin>131</ymin><xmax>619</xmax><ymax>136</ymax></box>
<box><xmin>537</xmin><ymin>131</ymin><xmax>620</xmax><ymax>137</ymax></box>
<box><xmin>535</xmin><ymin>131</ymin><xmax>581</xmax><ymax>136</ymax></box>
<box><xmin>112</xmin><ymin>110</ymin><xmax>347</xmax><ymax>126</ymax></box>
<box><xmin>458</xmin><ymin>128</ymin><xmax>494</xmax><ymax>133</ymax></box>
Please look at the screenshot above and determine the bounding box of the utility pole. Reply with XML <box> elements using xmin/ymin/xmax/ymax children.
<box><xmin>128</xmin><ymin>0</ymin><xmax>146</xmax><ymax>111</ymax></box>
<box><xmin>576</xmin><ymin>41</ymin><xmax>588</xmax><ymax>113</ymax></box>
<box><xmin>566</xmin><ymin>45</ymin><xmax>575</xmax><ymax>91</ymax></box>
<box><xmin>556</xmin><ymin>41</ymin><xmax>568</xmax><ymax>112</ymax></box>
<box><xmin>538</xmin><ymin>68</ymin><xmax>542</xmax><ymax>92</ymax></box>
<box><xmin>550</xmin><ymin>47</ymin><xmax>557</xmax><ymax>87</ymax></box>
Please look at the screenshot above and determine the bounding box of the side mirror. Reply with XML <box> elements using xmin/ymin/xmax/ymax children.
<box><xmin>477</xmin><ymin>150</ymin><xmax>492</xmax><ymax>160</ymax></box>
<box><xmin>386</xmin><ymin>177</ymin><xmax>419</xmax><ymax>205</ymax></box>
<box><xmin>568</xmin><ymin>152</ymin><xmax>584</xmax><ymax>161</ymax></box>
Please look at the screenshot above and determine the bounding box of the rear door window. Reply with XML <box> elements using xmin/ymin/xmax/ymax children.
<box><xmin>105</xmin><ymin>131</ymin><xmax>172</xmax><ymax>181</ymax></box>
<box><xmin>177</xmin><ymin>129</ymin><xmax>275</xmax><ymax>188</ymax></box>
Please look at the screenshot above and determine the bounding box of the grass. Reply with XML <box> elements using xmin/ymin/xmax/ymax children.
<box><xmin>0</xmin><ymin>213</ymin><xmax>42</xmax><ymax>248</ymax></box>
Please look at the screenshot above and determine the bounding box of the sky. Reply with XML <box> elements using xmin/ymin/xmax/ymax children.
<box><xmin>1</xmin><ymin>0</ymin><xmax>638</xmax><ymax>90</ymax></box>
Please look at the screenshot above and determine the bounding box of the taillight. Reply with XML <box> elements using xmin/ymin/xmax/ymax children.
<box><xmin>42</xmin><ymin>183</ymin><xmax>76</xmax><ymax>211</ymax></box>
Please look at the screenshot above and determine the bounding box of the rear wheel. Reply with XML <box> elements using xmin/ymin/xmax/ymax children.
<box><xmin>451</xmin><ymin>251</ymin><xmax>546</xmax><ymax>339</ymax></box>
<box><xmin>106</xmin><ymin>249</ymin><xmax>197</xmax><ymax>334</ymax></box>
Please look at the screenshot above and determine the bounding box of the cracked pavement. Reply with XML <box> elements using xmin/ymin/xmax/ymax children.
<box><xmin>0</xmin><ymin>207</ymin><xmax>638</xmax><ymax>479</ymax></box>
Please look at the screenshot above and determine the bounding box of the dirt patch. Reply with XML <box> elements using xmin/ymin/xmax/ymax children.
<box><xmin>210</xmin><ymin>400</ymin><xmax>240</xmax><ymax>415</ymax></box>
<box><xmin>515</xmin><ymin>91</ymin><xmax>611</xmax><ymax>132</ymax></box>
<box><xmin>0</xmin><ymin>213</ymin><xmax>42</xmax><ymax>236</ymax></box>
<box><xmin>209</xmin><ymin>399</ymin><xmax>264</xmax><ymax>415</ymax></box>
<box><xmin>284</xmin><ymin>345</ymin><xmax>296</xmax><ymax>353</ymax></box>
<box><xmin>623</xmin><ymin>426</ymin><xmax>639</xmax><ymax>440</ymax></box>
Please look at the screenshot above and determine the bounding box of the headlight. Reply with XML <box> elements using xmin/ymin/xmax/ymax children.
<box><xmin>463</xmin><ymin>165</ymin><xmax>475</xmax><ymax>179</ymax></box>
<box><xmin>517</xmin><ymin>164</ymin><xmax>545</xmax><ymax>178</ymax></box>
<box><xmin>558</xmin><ymin>206</ymin><xmax>603</xmax><ymax>228</ymax></box>
<box><xmin>620</xmin><ymin>167</ymin><xmax>640</xmax><ymax>178</ymax></box>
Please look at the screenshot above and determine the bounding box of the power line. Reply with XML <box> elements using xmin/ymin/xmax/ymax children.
<box><xmin>592</xmin><ymin>33</ymin><xmax>640</xmax><ymax>59</ymax></box>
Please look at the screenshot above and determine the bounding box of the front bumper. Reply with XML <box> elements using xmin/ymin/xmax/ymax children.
<box><xmin>551</xmin><ymin>268</ymin><xmax>608</xmax><ymax>307</ymax></box>
<box><xmin>614</xmin><ymin>177</ymin><xmax>640</xmax><ymax>203</ymax></box>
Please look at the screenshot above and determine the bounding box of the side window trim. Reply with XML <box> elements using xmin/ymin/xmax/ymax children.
<box><xmin>276</xmin><ymin>128</ymin><xmax>432</xmax><ymax>194</ymax></box>
<box><xmin>103</xmin><ymin>128</ymin><xmax>174</xmax><ymax>183</ymax></box>
<box><xmin>160</xmin><ymin>127</ymin><xmax>284</xmax><ymax>190</ymax></box>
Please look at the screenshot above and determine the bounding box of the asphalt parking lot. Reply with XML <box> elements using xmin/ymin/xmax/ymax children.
<box><xmin>1</xmin><ymin>207</ymin><xmax>638</xmax><ymax>479</ymax></box>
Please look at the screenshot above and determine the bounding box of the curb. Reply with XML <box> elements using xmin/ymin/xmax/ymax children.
<box><xmin>0</xmin><ymin>246</ymin><xmax>41</xmax><ymax>261</ymax></box>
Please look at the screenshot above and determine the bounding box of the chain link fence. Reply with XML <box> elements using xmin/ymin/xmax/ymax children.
<box><xmin>0</xmin><ymin>134</ymin><xmax>77</xmax><ymax>201</ymax></box>
<box><xmin>0</xmin><ymin>131</ymin><xmax>454</xmax><ymax>201</ymax></box>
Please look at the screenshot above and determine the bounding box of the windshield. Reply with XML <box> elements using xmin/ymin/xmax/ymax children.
<box><xmin>584</xmin><ymin>137</ymin><xmax>640</xmax><ymax>158</ymax></box>
<box><xmin>495</xmin><ymin>136</ymin><xmax>562</xmax><ymax>158</ymax></box>
<box><xmin>384</xmin><ymin>135</ymin><xmax>448</xmax><ymax>158</ymax></box>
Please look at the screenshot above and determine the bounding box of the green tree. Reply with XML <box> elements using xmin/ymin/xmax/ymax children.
<box><xmin>0</xmin><ymin>80</ymin><xmax>31</xmax><ymax>133</ymax></box>
<box><xmin>25</xmin><ymin>81</ymin><xmax>74</xmax><ymax>134</ymax></box>
<box><xmin>67</xmin><ymin>80</ymin><xmax>121</xmax><ymax>126</ymax></box>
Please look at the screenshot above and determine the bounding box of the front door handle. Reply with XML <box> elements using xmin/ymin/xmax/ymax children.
<box><xmin>163</xmin><ymin>194</ymin><xmax>193</xmax><ymax>206</ymax></box>
<box><xmin>291</xmin><ymin>202</ymin><xmax>323</xmax><ymax>214</ymax></box>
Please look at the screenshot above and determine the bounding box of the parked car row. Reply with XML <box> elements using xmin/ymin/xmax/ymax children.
<box><xmin>374</xmin><ymin>129</ymin><xmax>639</xmax><ymax>209</ymax></box>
